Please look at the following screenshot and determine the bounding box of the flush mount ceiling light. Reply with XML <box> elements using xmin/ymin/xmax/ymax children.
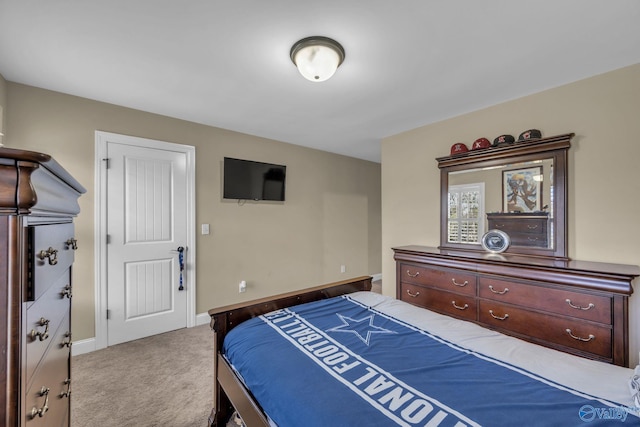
<box><xmin>290</xmin><ymin>36</ymin><xmax>345</xmax><ymax>82</ymax></box>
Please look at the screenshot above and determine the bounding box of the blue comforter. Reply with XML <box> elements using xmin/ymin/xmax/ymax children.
<box><xmin>223</xmin><ymin>295</ymin><xmax>637</xmax><ymax>426</ymax></box>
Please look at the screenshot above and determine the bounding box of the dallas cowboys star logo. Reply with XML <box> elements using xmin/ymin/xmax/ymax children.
<box><xmin>327</xmin><ymin>313</ymin><xmax>396</xmax><ymax>345</ymax></box>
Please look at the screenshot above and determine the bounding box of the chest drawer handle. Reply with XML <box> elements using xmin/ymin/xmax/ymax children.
<box><xmin>61</xmin><ymin>331</ymin><xmax>72</xmax><ymax>348</ymax></box>
<box><xmin>489</xmin><ymin>310</ymin><xmax>509</xmax><ymax>321</ymax></box>
<box><xmin>565</xmin><ymin>299</ymin><xmax>595</xmax><ymax>311</ymax></box>
<box><xmin>565</xmin><ymin>329</ymin><xmax>595</xmax><ymax>342</ymax></box>
<box><xmin>488</xmin><ymin>285</ymin><xmax>509</xmax><ymax>295</ymax></box>
<box><xmin>406</xmin><ymin>289</ymin><xmax>420</xmax><ymax>298</ymax></box>
<box><xmin>30</xmin><ymin>386</ymin><xmax>50</xmax><ymax>419</ymax></box>
<box><xmin>66</xmin><ymin>238</ymin><xmax>78</xmax><ymax>250</ymax></box>
<box><xmin>406</xmin><ymin>270</ymin><xmax>420</xmax><ymax>278</ymax></box>
<box><xmin>526</xmin><ymin>224</ymin><xmax>539</xmax><ymax>230</ymax></box>
<box><xmin>29</xmin><ymin>318</ymin><xmax>50</xmax><ymax>341</ymax></box>
<box><xmin>451</xmin><ymin>301</ymin><xmax>469</xmax><ymax>310</ymax></box>
<box><xmin>451</xmin><ymin>278</ymin><xmax>468</xmax><ymax>287</ymax></box>
<box><xmin>61</xmin><ymin>284</ymin><xmax>72</xmax><ymax>299</ymax></box>
<box><xmin>60</xmin><ymin>378</ymin><xmax>71</xmax><ymax>398</ymax></box>
<box><xmin>37</xmin><ymin>247</ymin><xmax>58</xmax><ymax>265</ymax></box>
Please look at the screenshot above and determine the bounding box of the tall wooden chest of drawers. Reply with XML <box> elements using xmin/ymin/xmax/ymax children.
<box><xmin>394</xmin><ymin>245</ymin><xmax>639</xmax><ymax>367</ymax></box>
<box><xmin>0</xmin><ymin>148</ymin><xmax>85</xmax><ymax>427</ymax></box>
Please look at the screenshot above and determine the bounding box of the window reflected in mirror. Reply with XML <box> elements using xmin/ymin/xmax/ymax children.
<box><xmin>448</xmin><ymin>183</ymin><xmax>484</xmax><ymax>244</ymax></box>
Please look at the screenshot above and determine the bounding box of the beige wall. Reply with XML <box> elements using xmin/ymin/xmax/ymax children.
<box><xmin>4</xmin><ymin>83</ymin><xmax>382</xmax><ymax>341</ymax></box>
<box><xmin>0</xmin><ymin>73</ymin><xmax>6</xmax><ymax>138</ymax></box>
<box><xmin>381</xmin><ymin>63</ymin><xmax>640</xmax><ymax>365</ymax></box>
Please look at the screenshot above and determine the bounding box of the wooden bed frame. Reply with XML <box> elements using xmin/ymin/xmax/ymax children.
<box><xmin>207</xmin><ymin>276</ymin><xmax>373</xmax><ymax>427</ymax></box>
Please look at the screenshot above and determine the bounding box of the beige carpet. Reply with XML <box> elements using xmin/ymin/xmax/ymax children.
<box><xmin>72</xmin><ymin>285</ymin><xmax>381</xmax><ymax>427</ymax></box>
<box><xmin>71</xmin><ymin>324</ymin><xmax>215</xmax><ymax>427</ymax></box>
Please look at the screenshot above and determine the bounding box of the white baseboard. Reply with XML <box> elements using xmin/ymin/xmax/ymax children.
<box><xmin>72</xmin><ymin>314</ymin><xmax>211</xmax><ymax>356</ymax></box>
<box><xmin>371</xmin><ymin>273</ymin><xmax>382</xmax><ymax>282</ymax></box>
<box><xmin>72</xmin><ymin>337</ymin><xmax>97</xmax><ymax>356</ymax></box>
<box><xmin>196</xmin><ymin>312</ymin><xmax>211</xmax><ymax>326</ymax></box>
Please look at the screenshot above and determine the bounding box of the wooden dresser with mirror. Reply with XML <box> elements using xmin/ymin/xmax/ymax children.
<box><xmin>395</xmin><ymin>133</ymin><xmax>639</xmax><ymax>367</ymax></box>
<box><xmin>0</xmin><ymin>148</ymin><xmax>85</xmax><ymax>427</ymax></box>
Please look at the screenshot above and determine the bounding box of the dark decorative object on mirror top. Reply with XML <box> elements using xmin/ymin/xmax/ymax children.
<box><xmin>444</xmin><ymin>129</ymin><xmax>543</xmax><ymax>157</ymax></box>
<box><xmin>518</xmin><ymin>129</ymin><xmax>542</xmax><ymax>142</ymax></box>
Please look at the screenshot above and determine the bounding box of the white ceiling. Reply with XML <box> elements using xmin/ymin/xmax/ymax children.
<box><xmin>1</xmin><ymin>1</ymin><xmax>639</xmax><ymax>163</ymax></box>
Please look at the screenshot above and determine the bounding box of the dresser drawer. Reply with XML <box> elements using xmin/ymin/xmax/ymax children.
<box><xmin>488</xmin><ymin>216</ymin><xmax>548</xmax><ymax>247</ymax></box>
<box><xmin>26</xmin><ymin>271</ymin><xmax>71</xmax><ymax>386</ymax></box>
<box><xmin>479</xmin><ymin>301</ymin><xmax>612</xmax><ymax>360</ymax></box>
<box><xmin>25</xmin><ymin>315</ymin><xmax>71</xmax><ymax>426</ymax></box>
<box><xmin>490</xmin><ymin>219</ymin><xmax>547</xmax><ymax>235</ymax></box>
<box><xmin>400</xmin><ymin>283</ymin><xmax>476</xmax><ymax>321</ymax></box>
<box><xmin>30</xmin><ymin>222</ymin><xmax>76</xmax><ymax>301</ymax></box>
<box><xmin>400</xmin><ymin>263</ymin><xmax>476</xmax><ymax>296</ymax></box>
<box><xmin>478</xmin><ymin>277</ymin><xmax>611</xmax><ymax>324</ymax></box>
<box><xmin>508</xmin><ymin>232</ymin><xmax>548</xmax><ymax>247</ymax></box>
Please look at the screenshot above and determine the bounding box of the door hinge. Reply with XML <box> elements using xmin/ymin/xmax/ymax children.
<box><xmin>103</xmin><ymin>158</ymin><xmax>110</xmax><ymax>169</ymax></box>
<box><xmin>106</xmin><ymin>309</ymin><xmax>111</xmax><ymax>320</ymax></box>
<box><xmin>106</xmin><ymin>234</ymin><xmax>111</xmax><ymax>244</ymax></box>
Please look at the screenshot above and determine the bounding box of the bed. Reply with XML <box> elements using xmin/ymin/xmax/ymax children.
<box><xmin>207</xmin><ymin>276</ymin><xmax>640</xmax><ymax>426</ymax></box>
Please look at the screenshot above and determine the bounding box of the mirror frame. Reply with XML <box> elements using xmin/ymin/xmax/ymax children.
<box><xmin>437</xmin><ymin>133</ymin><xmax>573</xmax><ymax>260</ymax></box>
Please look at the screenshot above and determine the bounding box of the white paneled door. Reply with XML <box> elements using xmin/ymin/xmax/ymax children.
<box><xmin>104</xmin><ymin>136</ymin><xmax>193</xmax><ymax>346</ymax></box>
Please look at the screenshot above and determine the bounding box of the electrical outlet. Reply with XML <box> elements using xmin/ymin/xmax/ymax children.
<box><xmin>239</xmin><ymin>280</ymin><xmax>246</xmax><ymax>293</ymax></box>
<box><xmin>340</xmin><ymin>265</ymin><xmax>346</xmax><ymax>273</ymax></box>
<box><xmin>201</xmin><ymin>224</ymin><xmax>210</xmax><ymax>235</ymax></box>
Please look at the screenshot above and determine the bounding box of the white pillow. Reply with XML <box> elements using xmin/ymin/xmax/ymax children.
<box><xmin>628</xmin><ymin>365</ymin><xmax>640</xmax><ymax>407</ymax></box>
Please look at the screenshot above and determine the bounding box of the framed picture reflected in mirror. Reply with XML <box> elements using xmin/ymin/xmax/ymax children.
<box><xmin>503</xmin><ymin>166</ymin><xmax>542</xmax><ymax>213</ymax></box>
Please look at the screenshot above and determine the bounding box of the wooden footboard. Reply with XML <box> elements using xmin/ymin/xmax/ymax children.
<box><xmin>207</xmin><ymin>276</ymin><xmax>373</xmax><ymax>427</ymax></box>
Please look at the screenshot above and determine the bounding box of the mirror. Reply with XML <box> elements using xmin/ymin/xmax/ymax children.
<box><xmin>448</xmin><ymin>158</ymin><xmax>553</xmax><ymax>248</ymax></box>
<box><xmin>438</xmin><ymin>134</ymin><xmax>573</xmax><ymax>260</ymax></box>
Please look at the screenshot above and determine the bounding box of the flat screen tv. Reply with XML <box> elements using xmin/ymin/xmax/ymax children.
<box><xmin>223</xmin><ymin>157</ymin><xmax>286</xmax><ymax>201</ymax></box>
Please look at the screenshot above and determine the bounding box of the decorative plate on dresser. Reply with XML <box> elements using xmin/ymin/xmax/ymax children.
<box><xmin>480</xmin><ymin>229</ymin><xmax>510</xmax><ymax>253</ymax></box>
<box><xmin>0</xmin><ymin>148</ymin><xmax>85</xmax><ymax>427</ymax></box>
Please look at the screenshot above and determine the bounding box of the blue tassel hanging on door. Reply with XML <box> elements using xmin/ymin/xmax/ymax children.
<box><xmin>177</xmin><ymin>246</ymin><xmax>185</xmax><ymax>291</ymax></box>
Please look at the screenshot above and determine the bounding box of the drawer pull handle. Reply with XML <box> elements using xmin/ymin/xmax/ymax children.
<box><xmin>565</xmin><ymin>299</ymin><xmax>595</xmax><ymax>311</ymax></box>
<box><xmin>66</xmin><ymin>238</ymin><xmax>78</xmax><ymax>250</ymax></box>
<box><xmin>565</xmin><ymin>329</ymin><xmax>595</xmax><ymax>342</ymax></box>
<box><xmin>488</xmin><ymin>285</ymin><xmax>509</xmax><ymax>295</ymax></box>
<box><xmin>527</xmin><ymin>237</ymin><xmax>539</xmax><ymax>242</ymax></box>
<box><xmin>406</xmin><ymin>270</ymin><xmax>420</xmax><ymax>278</ymax></box>
<box><xmin>451</xmin><ymin>278</ymin><xmax>468</xmax><ymax>287</ymax></box>
<box><xmin>451</xmin><ymin>301</ymin><xmax>468</xmax><ymax>310</ymax></box>
<box><xmin>30</xmin><ymin>386</ymin><xmax>50</xmax><ymax>418</ymax></box>
<box><xmin>38</xmin><ymin>247</ymin><xmax>58</xmax><ymax>265</ymax></box>
<box><xmin>61</xmin><ymin>284</ymin><xmax>72</xmax><ymax>299</ymax></box>
<box><xmin>526</xmin><ymin>224</ymin><xmax>539</xmax><ymax>229</ymax></box>
<box><xmin>60</xmin><ymin>378</ymin><xmax>71</xmax><ymax>398</ymax></box>
<box><xmin>30</xmin><ymin>317</ymin><xmax>50</xmax><ymax>341</ymax></box>
<box><xmin>489</xmin><ymin>310</ymin><xmax>509</xmax><ymax>321</ymax></box>
<box><xmin>62</xmin><ymin>331</ymin><xmax>72</xmax><ymax>348</ymax></box>
<box><xmin>406</xmin><ymin>289</ymin><xmax>420</xmax><ymax>298</ymax></box>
